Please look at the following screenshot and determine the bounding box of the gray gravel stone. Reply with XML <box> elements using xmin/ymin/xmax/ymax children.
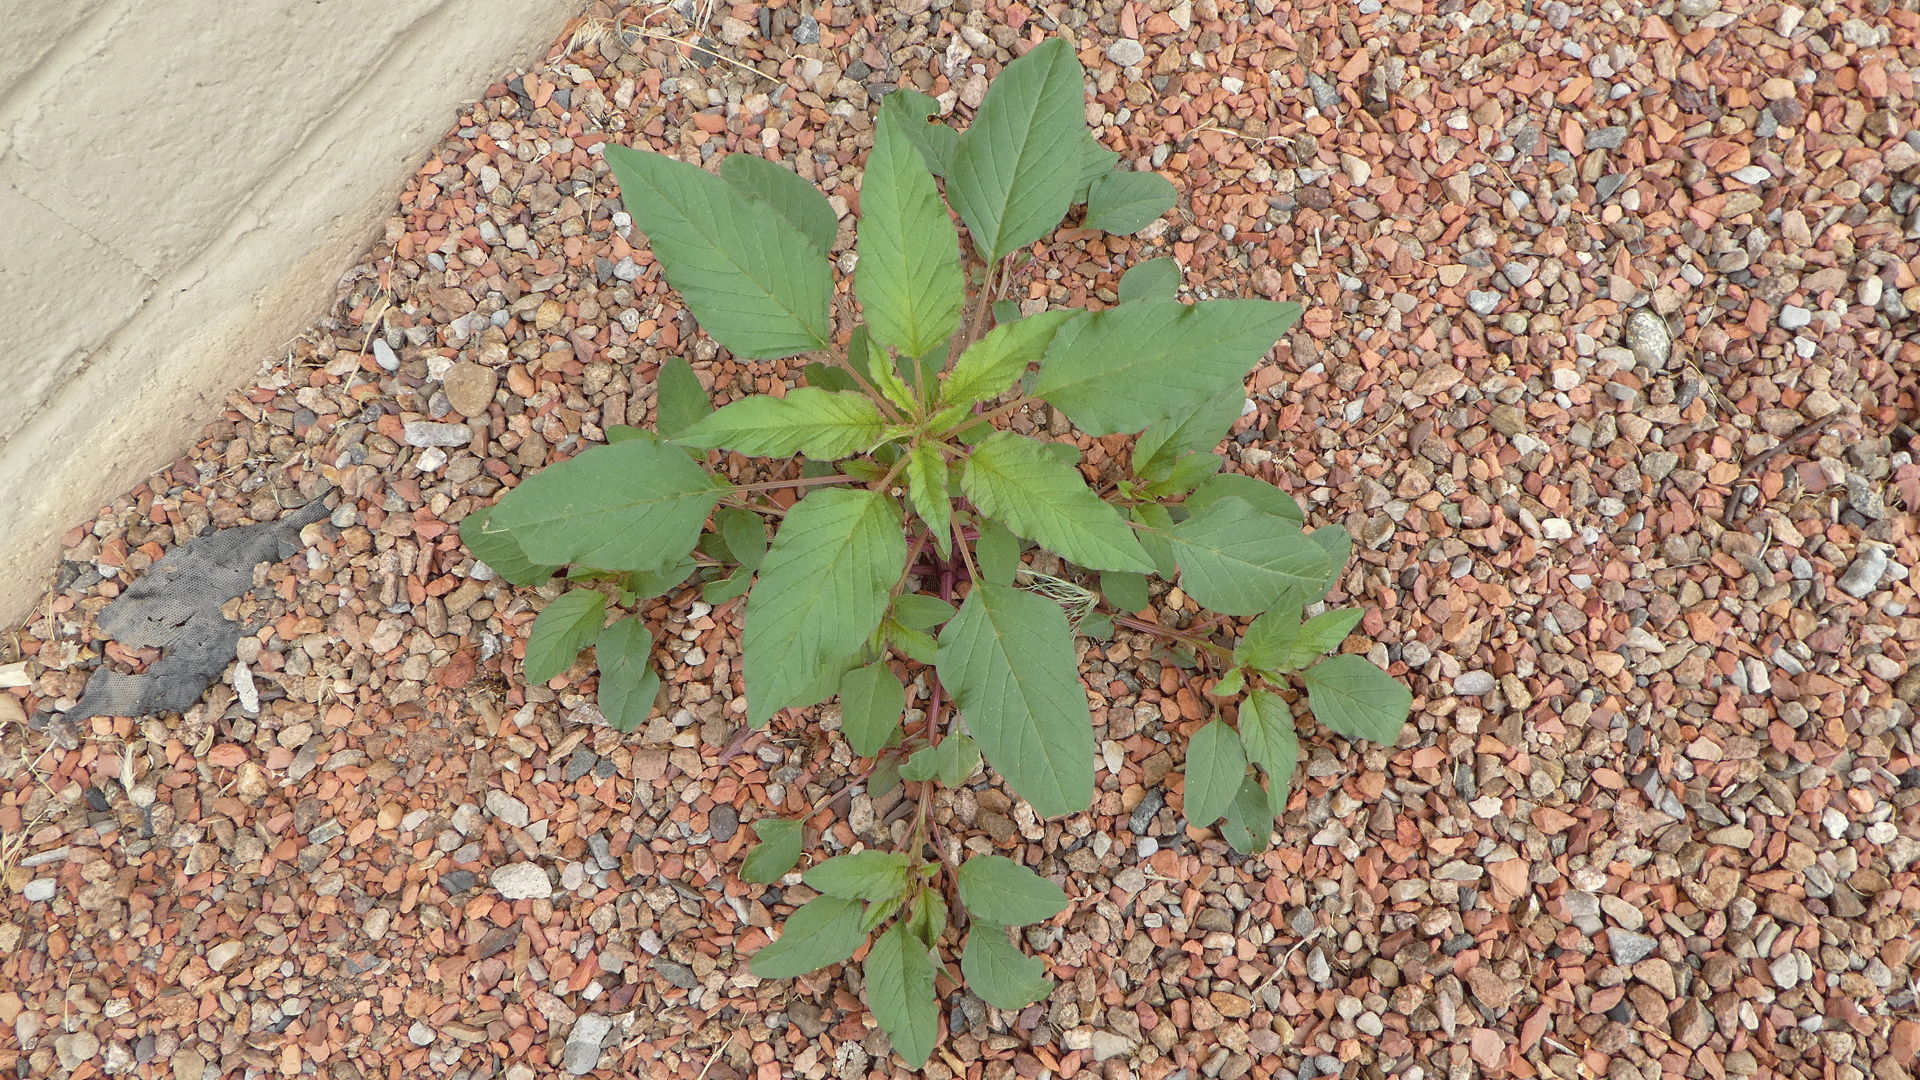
<box><xmin>485</xmin><ymin>790</ymin><xmax>531</xmax><ymax>829</ymax></box>
<box><xmin>1837</xmin><ymin>546</ymin><xmax>1889</xmax><ymax>598</ymax></box>
<box><xmin>1625</xmin><ymin>309</ymin><xmax>1671</xmax><ymax>370</ymax></box>
<box><xmin>1607</xmin><ymin>928</ymin><xmax>1657</xmax><ymax>965</ymax></box>
<box><xmin>564</xmin><ymin>1014</ymin><xmax>614</xmax><ymax>1075</ymax></box>
<box><xmin>793</xmin><ymin>14</ymin><xmax>820</xmax><ymax>44</ymax></box>
<box><xmin>408</xmin><ymin>1021</ymin><xmax>435</xmax><ymax>1047</ymax></box>
<box><xmin>372</xmin><ymin>338</ymin><xmax>400</xmax><ymax>373</ymax></box>
<box><xmin>1106</xmin><ymin>40</ymin><xmax>1146</xmax><ymax>67</ymax></box>
<box><xmin>1730</xmin><ymin>165</ymin><xmax>1771</xmax><ymax>184</ymax></box>
<box><xmin>1466</xmin><ymin>290</ymin><xmax>1499</xmax><ymax>315</ymax></box>
<box><xmin>402</xmin><ymin>421</ymin><xmax>473</xmax><ymax>448</ymax></box>
<box><xmin>1586</xmin><ymin>126</ymin><xmax>1628</xmax><ymax>149</ymax></box>
<box><xmin>1306</xmin><ymin>72</ymin><xmax>1339</xmax><ymax>112</ymax></box>
<box><xmin>1778</xmin><ymin>305</ymin><xmax>1812</xmax><ymax>330</ymax></box>
<box><xmin>1454</xmin><ymin>671</ymin><xmax>1495</xmax><ymax>695</ymax></box>
<box><xmin>22</xmin><ymin>878</ymin><xmax>55</xmax><ymax>902</ymax></box>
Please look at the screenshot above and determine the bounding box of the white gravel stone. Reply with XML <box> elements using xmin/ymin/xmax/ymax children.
<box><xmin>1106</xmin><ymin>40</ymin><xmax>1146</xmax><ymax>67</ymax></box>
<box><xmin>564</xmin><ymin>1014</ymin><xmax>614</xmax><ymax>1074</ymax></box>
<box><xmin>492</xmin><ymin>862</ymin><xmax>552</xmax><ymax>900</ymax></box>
<box><xmin>1453</xmin><ymin>671</ymin><xmax>1495</xmax><ymax>695</ymax></box>
<box><xmin>486</xmin><ymin>790</ymin><xmax>531</xmax><ymax>829</ymax></box>
<box><xmin>22</xmin><ymin>879</ymin><xmax>55</xmax><ymax>902</ymax></box>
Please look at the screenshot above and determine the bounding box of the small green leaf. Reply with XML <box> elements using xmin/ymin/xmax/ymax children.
<box><xmin>991</xmin><ymin>299</ymin><xmax>1024</xmax><ymax>325</ymax></box>
<box><xmin>961</xmin><ymin>926</ymin><xmax>1053</xmax><ymax>1010</ymax></box>
<box><xmin>891</xmin><ymin>594</ymin><xmax>958</xmax><ymax>630</ymax></box>
<box><xmin>905</xmin><ymin>891</ymin><xmax>947</xmax><ymax>948</ymax></box>
<box><xmin>1237</xmin><ymin>690</ymin><xmax>1300</xmax><ymax>795</ymax></box>
<box><xmin>1100</xmin><ymin>570</ymin><xmax>1151</xmax><ymax>613</ymax></box>
<box><xmin>741</xmin><ymin>819</ymin><xmax>806</xmax><ymax>884</ymax></box>
<box><xmin>901</xmin><ymin>733</ymin><xmax>981</xmax><ymax>786</ymax></box>
<box><xmin>944</xmin><ymin>38</ymin><xmax>1086</xmax><ymax>262</ymax></box>
<box><xmin>882</xmin><ymin>87</ymin><xmax>956</xmax><ymax>176</ymax></box>
<box><xmin>1306</xmin><ymin>525</ymin><xmax>1353</xmax><ymax>602</ymax></box>
<box><xmin>886</xmin><ymin>621</ymin><xmax>940</xmax><ymax>665</ymax></box>
<box><xmin>1070</xmin><ymin>132</ymin><xmax>1121</xmax><ymax>204</ymax></box>
<box><xmin>858</xmin><ymin>329</ymin><xmax>919</xmax><ymax>414</ymax></box>
<box><xmin>973</xmin><ymin>518</ymin><xmax>1021</xmax><ymax>587</ymax></box>
<box><xmin>937</xmin><ymin>584</ymin><xmax>1093</xmax><ymax>818</ymax></box>
<box><xmin>524</xmin><ymin>590</ymin><xmax>607</xmax><ymax>685</ymax></box>
<box><xmin>806</xmin><ymin>851</ymin><xmax>911</xmax><ymax>903</ymax></box>
<box><xmin>628</xmin><ymin>558</ymin><xmax>697</xmax><ymax>602</ymax></box>
<box><xmin>720</xmin><ymin>151</ymin><xmax>839</xmax><ymax>257</ymax></box>
<box><xmin>805</xmin><ymin>361</ymin><xmax>860</xmax><ymax>394</ymax></box>
<box><xmin>459</xmin><ymin>505</ymin><xmax>560</xmax><ymax>587</ymax></box>
<box><xmin>1151</xmin><ymin>452</ymin><xmax>1224</xmax><ymax>497</ymax></box>
<box><xmin>1183</xmin><ymin>720</ymin><xmax>1246</xmax><ymax>827</ymax></box>
<box><xmin>868</xmin><ymin>754</ymin><xmax>903</xmax><ymax>798</ymax></box>
<box><xmin>866</xmin><ymin>921</ymin><xmax>939</xmax><ymax>1068</ymax></box>
<box><xmin>1187</xmin><ymin>473</ymin><xmax>1306</xmax><ymax>524</ymax></box>
<box><xmin>1083</xmin><ymin>170</ymin><xmax>1178</xmax><ymax>234</ymax></box>
<box><xmin>1235</xmin><ymin>602</ymin><xmax>1302</xmax><ymax>673</ymax></box>
<box><xmin>486</xmin><ymin>438</ymin><xmax>721</xmax><ymax>573</ymax></box>
<box><xmin>749</xmin><ymin>895</ymin><xmax>868</xmax><ymax>979</ymax></box>
<box><xmin>1129</xmin><ymin>504</ymin><xmax>1178</xmax><ymax>578</ymax></box>
<box><xmin>655</xmin><ymin>357</ymin><xmax>713</xmax><ymax>438</ymax></box>
<box><xmin>941</xmin><ymin>309</ymin><xmax>1082</xmax><ymax>409</ymax></box>
<box><xmin>961</xmin><ymin>432</ymin><xmax>1154</xmax><ymax>573</ymax></box>
<box><xmin>839</xmin><ymin>662</ymin><xmax>906</xmax><ymax>757</ymax></box>
<box><xmin>595</xmin><ymin>617</ymin><xmax>659</xmax><ymax>731</ymax></box>
<box><xmin>701</xmin><ymin>569</ymin><xmax>754</xmax><ymax>604</ymax></box>
<box><xmin>957</xmin><ymin>854</ymin><xmax>1070</xmax><ymax>926</ymax></box>
<box><xmin>744</xmin><ymin>488</ymin><xmax>906</xmax><ymax>727</ymax></box>
<box><xmin>675</xmin><ymin>387</ymin><xmax>887</xmax><ymax>460</ymax></box>
<box><xmin>1220</xmin><ymin>775</ymin><xmax>1275</xmax><ymax>854</ymax></box>
<box><xmin>859</xmin><ymin>103</ymin><xmax>965</xmax><ymax>359</ymax></box>
<box><xmin>1212</xmin><ymin>667</ymin><xmax>1245</xmax><ymax>698</ymax></box>
<box><xmin>1303</xmin><ymin>655</ymin><xmax>1412</xmax><ymax>745</ymax></box>
<box><xmin>603</xmin><ymin>143</ymin><xmax>830</xmax><ymax>358</ymax></box>
<box><xmin>1118</xmin><ymin>257</ymin><xmax>1180</xmax><ymax>303</ymax></box>
<box><xmin>716</xmin><ymin>508</ymin><xmax>769</xmax><ymax>571</ymax></box>
<box><xmin>904</xmin><ymin>442</ymin><xmax>952</xmax><ymax>558</ymax></box>
<box><xmin>1166</xmin><ymin>496</ymin><xmax>1331</xmax><ymax>616</ymax></box>
<box><xmin>1291</xmin><ymin>609</ymin><xmax>1365</xmax><ymax>667</ymax></box>
<box><xmin>862</xmin><ymin>894</ymin><xmax>908</xmax><ymax>934</ymax></box>
<box><xmin>1077</xmin><ymin>612</ymin><xmax>1114</xmax><ymax>639</ymax></box>
<box><xmin>1135</xmin><ymin>398</ymin><xmax>1240</xmax><ymax>482</ymax></box>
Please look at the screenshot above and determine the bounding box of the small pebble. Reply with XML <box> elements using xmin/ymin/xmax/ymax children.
<box><xmin>492</xmin><ymin>862</ymin><xmax>553</xmax><ymax>900</ymax></box>
<box><xmin>1466</xmin><ymin>290</ymin><xmax>1499</xmax><ymax>316</ymax></box>
<box><xmin>1778</xmin><ymin>305</ymin><xmax>1812</xmax><ymax>331</ymax></box>
<box><xmin>1454</xmin><ymin>671</ymin><xmax>1495</xmax><ymax>696</ymax></box>
<box><xmin>1106</xmin><ymin>40</ymin><xmax>1146</xmax><ymax>67</ymax></box>
<box><xmin>22</xmin><ymin>879</ymin><xmax>55</xmax><ymax>902</ymax></box>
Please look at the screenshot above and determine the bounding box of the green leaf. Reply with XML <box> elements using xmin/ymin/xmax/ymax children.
<box><xmin>1149</xmin><ymin>452</ymin><xmax>1225</xmax><ymax>498</ymax></box>
<box><xmin>1306</xmin><ymin>525</ymin><xmax>1353</xmax><ymax>602</ymax></box>
<box><xmin>701</xmin><ymin>569</ymin><xmax>754</xmax><ymax>604</ymax></box>
<box><xmin>1237</xmin><ymin>690</ymin><xmax>1299</xmax><ymax>793</ymax></box>
<box><xmin>1292</xmin><ymin>609</ymin><xmax>1364</xmax><ymax>667</ymax></box>
<box><xmin>1071</xmin><ymin>132</ymin><xmax>1122</xmax><ymax>203</ymax></box>
<box><xmin>904</xmin><ymin>442</ymin><xmax>952</xmax><ymax>558</ymax></box>
<box><xmin>655</xmin><ymin>357</ymin><xmax>713</xmax><ymax>438</ymax></box>
<box><xmin>1118</xmin><ymin>257</ymin><xmax>1180</xmax><ymax>303</ymax></box>
<box><xmin>937</xmin><ymin>584</ymin><xmax>1093</xmax><ymax>818</ymax></box>
<box><xmin>524</xmin><ymin>590</ymin><xmax>607</xmax><ymax>685</ymax></box>
<box><xmin>973</xmin><ymin>518</ymin><xmax>1021</xmax><ymax>587</ymax></box>
<box><xmin>1033</xmin><ymin>298</ymin><xmax>1302</xmax><ymax>436</ymax></box>
<box><xmin>862</xmin><ymin>894</ymin><xmax>907</xmax><ymax>934</ymax></box>
<box><xmin>1083</xmin><ymin>170</ymin><xmax>1178</xmax><ymax>234</ymax></box>
<box><xmin>716</xmin><ymin>508</ymin><xmax>769</xmax><ymax>571</ymax></box>
<box><xmin>956</xmin><ymin>854</ymin><xmax>1070</xmax><ymax>926</ymax></box>
<box><xmin>741</xmin><ymin>819</ymin><xmax>806</xmax><ymax>883</ymax></box>
<box><xmin>605</xmin><ymin>424</ymin><xmax>652</xmax><ymax>443</ymax></box>
<box><xmin>961</xmin><ymin>927</ymin><xmax>1053</xmax><ymax>1011</ymax></box>
<box><xmin>1077</xmin><ymin>612</ymin><xmax>1113</xmax><ymax>639</ymax></box>
<box><xmin>486</xmin><ymin>439</ymin><xmax>722</xmax><ymax>572</ymax></box>
<box><xmin>806</xmin><ymin>851</ymin><xmax>911</xmax><ymax>903</ymax></box>
<box><xmin>882</xmin><ymin>87</ymin><xmax>956</xmax><ymax>177</ymax></box>
<box><xmin>1183</xmin><ymin>720</ymin><xmax>1247</xmax><ymax>827</ymax></box>
<box><xmin>866</xmin><ymin>921</ymin><xmax>939</xmax><ymax>1068</ymax></box>
<box><xmin>839</xmin><ymin>662</ymin><xmax>906</xmax><ymax>757</ymax></box>
<box><xmin>675</xmin><ymin>387</ymin><xmax>886</xmax><ymax>460</ymax></box>
<box><xmin>991</xmin><ymin>299</ymin><xmax>1024</xmax><ymax>325</ymax></box>
<box><xmin>901</xmin><ymin>733</ymin><xmax>980</xmax><ymax>786</ymax></box>
<box><xmin>749</xmin><ymin>895</ymin><xmax>869</xmax><ymax>979</ymax></box>
<box><xmin>1129</xmin><ymin>503</ymin><xmax>1178</xmax><ymax>578</ymax></box>
<box><xmin>1220</xmin><ymin>775</ymin><xmax>1275</xmax><ymax>854</ymax></box>
<box><xmin>720</xmin><ymin>151</ymin><xmax>838</xmax><ymax>257</ymax></box>
<box><xmin>1100</xmin><ymin>570</ymin><xmax>1150</xmax><ymax>613</ymax></box>
<box><xmin>869</xmin><ymin>755</ymin><xmax>903</xmax><ymax>799</ymax></box>
<box><xmin>859</xmin><ymin>104</ymin><xmax>965</xmax><ymax>358</ymax></box>
<box><xmin>1187</xmin><ymin>473</ymin><xmax>1305</xmax><ymax>524</ymax></box>
<box><xmin>891</xmin><ymin>594</ymin><xmax>957</xmax><ymax>630</ymax></box>
<box><xmin>961</xmin><ymin>432</ymin><xmax>1153</xmax><ymax>573</ymax></box>
<box><xmin>1165</xmin><ymin>497</ymin><xmax>1331</xmax><ymax>616</ymax></box>
<box><xmin>805</xmin><ymin>361</ymin><xmax>860</xmax><ymax>394</ymax></box>
<box><xmin>906</xmin><ymin>890</ymin><xmax>947</xmax><ymax>948</ymax></box>
<box><xmin>1235</xmin><ymin>602</ymin><xmax>1302</xmax><ymax>673</ymax></box>
<box><xmin>628</xmin><ymin>558</ymin><xmax>697</xmax><ymax>602</ymax></box>
<box><xmin>744</xmin><ymin>488</ymin><xmax>906</xmax><ymax>727</ymax></box>
<box><xmin>1212</xmin><ymin>667</ymin><xmax>1245</xmax><ymax>697</ymax></box>
<box><xmin>1303</xmin><ymin>655</ymin><xmax>1412</xmax><ymax>745</ymax></box>
<box><xmin>602</xmin><ymin>142</ymin><xmax>830</xmax><ymax>358</ymax></box>
<box><xmin>886</xmin><ymin>621</ymin><xmax>941</xmax><ymax>665</ymax></box>
<box><xmin>857</xmin><ymin>327</ymin><xmax>918</xmax><ymax>414</ymax></box>
<box><xmin>1135</xmin><ymin>398</ymin><xmax>1241</xmax><ymax>481</ymax></box>
<box><xmin>944</xmin><ymin>37</ymin><xmax>1086</xmax><ymax>262</ymax></box>
<box><xmin>940</xmin><ymin>310</ymin><xmax>1081</xmax><ymax>409</ymax></box>
<box><xmin>460</xmin><ymin>505</ymin><xmax>560</xmax><ymax>587</ymax></box>
<box><xmin>595</xmin><ymin>617</ymin><xmax>659</xmax><ymax>731</ymax></box>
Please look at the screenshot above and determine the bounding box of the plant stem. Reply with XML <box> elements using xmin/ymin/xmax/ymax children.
<box><xmin>1110</xmin><ymin>612</ymin><xmax>1233</xmax><ymax>662</ymax></box>
<box><xmin>729</xmin><ymin>473</ymin><xmax>856</xmax><ymax>493</ymax></box>
<box><xmin>829</xmin><ymin>348</ymin><xmax>910</xmax><ymax>426</ymax></box>
<box><xmin>939</xmin><ymin>394</ymin><xmax>1035</xmax><ymax>441</ymax></box>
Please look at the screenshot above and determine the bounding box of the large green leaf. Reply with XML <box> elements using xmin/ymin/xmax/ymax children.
<box><xmin>882</xmin><ymin>87</ymin><xmax>957</xmax><ymax>177</ymax></box>
<box><xmin>944</xmin><ymin>38</ymin><xmax>1086</xmax><ymax>262</ymax></box>
<box><xmin>1187</xmin><ymin>473</ymin><xmax>1306</xmax><ymax>524</ymax></box>
<box><xmin>749</xmin><ymin>896</ymin><xmax>869</xmax><ymax>978</ymax></box>
<box><xmin>654</xmin><ymin>356</ymin><xmax>712</xmax><ymax>437</ymax></box>
<box><xmin>595</xmin><ymin>617</ymin><xmax>658</xmax><ymax>731</ymax></box>
<box><xmin>973</xmin><ymin>518</ymin><xmax>1021</xmax><ymax>587</ymax></box>
<box><xmin>1033</xmin><ymin>298</ymin><xmax>1301</xmax><ymax>436</ymax></box>
<box><xmin>1237</xmin><ymin>690</ymin><xmax>1300</xmax><ymax>795</ymax></box>
<box><xmin>960</xmin><ymin>432</ymin><xmax>1153</xmax><ymax>572</ymax></box>
<box><xmin>674</xmin><ymin>387</ymin><xmax>886</xmax><ymax>459</ymax></box>
<box><xmin>1166</xmin><ymin>497</ymin><xmax>1330</xmax><ymax>616</ymax></box>
<box><xmin>940</xmin><ymin>309</ymin><xmax>1081</xmax><ymax>409</ymax></box>
<box><xmin>806</xmin><ymin>851</ymin><xmax>910</xmax><ymax>903</ymax></box>
<box><xmin>716</xmin><ymin>507</ymin><xmax>769</xmax><ymax>571</ymax></box>
<box><xmin>1183</xmin><ymin>720</ymin><xmax>1246</xmax><ymax>827</ymax></box>
<box><xmin>1099</xmin><ymin>570</ymin><xmax>1150</xmax><ymax>613</ymax></box>
<box><xmin>459</xmin><ymin>505</ymin><xmax>559</xmax><ymax>586</ymax></box>
<box><xmin>903</xmin><ymin>442</ymin><xmax>952</xmax><ymax>557</ymax></box>
<box><xmin>1220</xmin><ymin>775</ymin><xmax>1275</xmax><ymax>854</ymax></box>
<box><xmin>720</xmin><ymin>152</ymin><xmax>838</xmax><ymax>256</ymax></box>
<box><xmin>1118</xmin><ymin>257</ymin><xmax>1180</xmax><ymax>303</ymax></box>
<box><xmin>865</xmin><ymin>920</ymin><xmax>939</xmax><ymax>1068</ymax></box>
<box><xmin>858</xmin><ymin>104</ymin><xmax>965</xmax><ymax>358</ymax></box>
<box><xmin>937</xmin><ymin>584</ymin><xmax>1092</xmax><ymax>818</ymax></box>
<box><xmin>838</xmin><ymin>662</ymin><xmax>905</xmax><ymax>757</ymax></box>
<box><xmin>961</xmin><ymin>927</ymin><xmax>1053</xmax><ymax>1010</ymax></box>
<box><xmin>740</xmin><ymin>818</ymin><xmax>806</xmax><ymax>883</ymax></box>
<box><xmin>744</xmin><ymin>488</ymin><xmax>905</xmax><ymax>726</ymax></box>
<box><xmin>603</xmin><ymin>142</ymin><xmax>830</xmax><ymax>358</ymax></box>
<box><xmin>1303</xmin><ymin>655</ymin><xmax>1412</xmax><ymax>745</ymax></box>
<box><xmin>485</xmin><ymin>439</ymin><xmax>721</xmax><ymax>572</ymax></box>
<box><xmin>956</xmin><ymin>854</ymin><xmax>1070</xmax><ymax>925</ymax></box>
<box><xmin>890</xmin><ymin>594</ymin><xmax>957</xmax><ymax>630</ymax></box>
<box><xmin>523</xmin><ymin>590</ymin><xmax>606</xmax><ymax>685</ymax></box>
<box><xmin>1083</xmin><ymin>170</ymin><xmax>1178</xmax><ymax>234</ymax></box>
<box><xmin>1134</xmin><ymin>395</ymin><xmax>1242</xmax><ymax>479</ymax></box>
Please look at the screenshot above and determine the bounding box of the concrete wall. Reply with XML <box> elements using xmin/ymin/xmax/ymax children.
<box><xmin>0</xmin><ymin>0</ymin><xmax>581</xmax><ymax>627</ymax></box>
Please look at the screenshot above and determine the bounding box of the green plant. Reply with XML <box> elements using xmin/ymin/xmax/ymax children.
<box><xmin>464</xmin><ymin>38</ymin><xmax>1411</xmax><ymax>1066</ymax></box>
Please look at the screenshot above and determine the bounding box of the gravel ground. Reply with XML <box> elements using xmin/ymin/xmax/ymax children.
<box><xmin>4</xmin><ymin>0</ymin><xmax>1920</xmax><ymax>1078</ymax></box>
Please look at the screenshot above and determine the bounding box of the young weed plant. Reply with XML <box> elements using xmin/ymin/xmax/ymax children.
<box><xmin>465</xmin><ymin>38</ymin><xmax>1412</xmax><ymax>1067</ymax></box>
